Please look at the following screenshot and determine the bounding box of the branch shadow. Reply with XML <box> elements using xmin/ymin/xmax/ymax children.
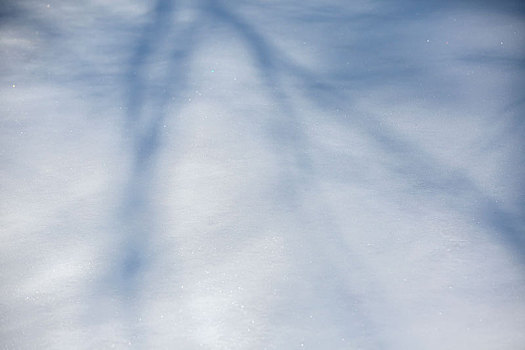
<box><xmin>94</xmin><ymin>1</ymin><xmax>202</xmax><ymax>339</ymax></box>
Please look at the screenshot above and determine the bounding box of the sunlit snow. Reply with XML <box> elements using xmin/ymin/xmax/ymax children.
<box><xmin>1</xmin><ymin>0</ymin><xmax>524</xmax><ymax>349</ymax></box>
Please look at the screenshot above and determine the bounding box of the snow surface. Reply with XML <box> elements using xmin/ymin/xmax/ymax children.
<box><xmin>1</xmin><ymin>0</ymin><xmax>524</xmax><ymax>349</ymax></box>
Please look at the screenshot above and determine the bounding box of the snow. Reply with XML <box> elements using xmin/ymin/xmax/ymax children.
<box><xmin>1</xmin><ymin>0</ymin><xmax>524</xmax><ymax>349</ymax></box>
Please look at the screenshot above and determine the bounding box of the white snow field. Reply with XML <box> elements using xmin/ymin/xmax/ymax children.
<box><xmin>1</xmin><ymin>0</ymin><xmax>524</xmax><ymax>349</ymax></box>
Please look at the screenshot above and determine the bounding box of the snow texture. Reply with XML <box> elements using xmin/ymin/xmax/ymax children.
<box><xmin>1</xmin><ymin>0</ymin><xmax>524</xmax><ymax>349</ymax></box>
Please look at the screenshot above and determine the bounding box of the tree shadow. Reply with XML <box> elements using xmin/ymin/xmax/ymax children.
<box><xmin>2</xmin><ymin>0</ymin><xmax>523</xmax><ymax>347</ymax></box>
<box><xmin>102</xmin><ymin>0</ymin><xmax>524</xmax><ymax>345</ymax></box>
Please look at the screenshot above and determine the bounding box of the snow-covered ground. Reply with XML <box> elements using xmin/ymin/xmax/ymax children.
<box><xmin>1</xmin><ymin>0</ymin><xmax>524</xmax><ymax>348</ymax></box>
